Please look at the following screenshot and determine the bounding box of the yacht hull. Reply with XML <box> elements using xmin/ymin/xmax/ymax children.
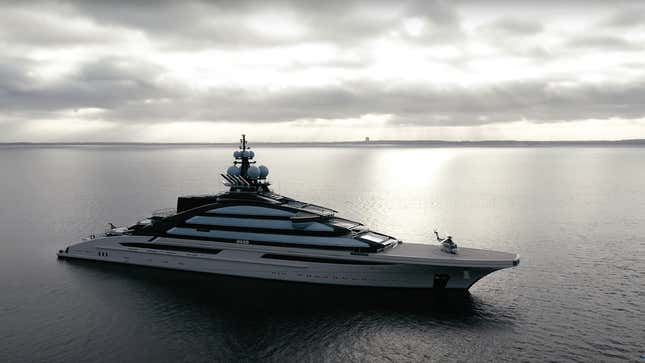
<box><xmin>58</xmin><ymin>236</ymin><xmax>518</xmax><ymax>290</ymax></box>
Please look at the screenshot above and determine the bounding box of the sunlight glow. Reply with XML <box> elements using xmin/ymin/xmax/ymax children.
<box><xmin>403</xmin><ymin>18</ymin><xmax>426</xmax><ymax>37</ymax></box>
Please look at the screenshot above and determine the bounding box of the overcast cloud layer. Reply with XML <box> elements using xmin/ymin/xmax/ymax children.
<box><xmin>1</xmin><ymin>0</ymin><xmax>645</xmax><ymax>141</ymax></box>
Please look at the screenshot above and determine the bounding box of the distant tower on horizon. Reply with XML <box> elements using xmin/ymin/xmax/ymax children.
<box><xmin>365</xmin><ymin>136</ymin><xmax>370</xmax><ymax>143</ymax></box>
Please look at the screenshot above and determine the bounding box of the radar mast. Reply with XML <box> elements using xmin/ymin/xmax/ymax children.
<box><xmin>238</xmin><ymin>134</ymin><xmax>251</xmax><ymax>178</ymax></box>
<box><xmin>222</xmin><ymin>135</ymin><xmax>270</xmax><ymax>191</ymax></box>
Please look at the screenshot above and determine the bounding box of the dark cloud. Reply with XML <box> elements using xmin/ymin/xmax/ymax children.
<box><xmin>67</xmin><ymin>0</ymin><xmax>462</xmax><ymax>48</ymax></box>
<box><xmin>0</xmin><ymin>4</ymin><xmax>128</xmax><ymax>46</ymax></box>
<box><xmin>1</xmin><ymin>0</ymin><xmax>645</xmax><ymax>138</ymax></box>
<box><xmin>0</xmin><ymin>58</ymin><xmax>32</xmax><ymax>91</ymax></box>
<box><xmin>3</xmin><ymin>50</ymin><xmax>645</xmax><ymax>127</ymax></box>
<box><xmin>0</xmin><ymin>57</ymin><xmax>175</xmax><ymax>114</ymax></box>
<box><xmin>565</xmin><ymin>35</ymin><xmax>642</xmax><ymax>51</ymax></box>
<box><xmin>603</xmin><ymin>7</ymin><xmax>645</xmax><ymax>28</ymax></box>
<box><xmin>65</xmin><ymin>79</ymin><xmax>645</xmax><ymax>126</ymax></box>
<box><xmin>479</xmin><ymin>18</ymin><xmax>543</xmax><ymax>36</ymax></box>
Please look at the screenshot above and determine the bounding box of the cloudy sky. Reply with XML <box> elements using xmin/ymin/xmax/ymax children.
<box><xmin>1</xmin><ymin>0</ymin><xmax>645</xmax><ymax>142</ymax></box>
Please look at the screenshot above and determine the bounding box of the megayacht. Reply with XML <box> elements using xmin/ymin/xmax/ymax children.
<box><xmin>58</xmin><ymin>135</ymin><xmax>520</xmax><ymax>290</ymax></box>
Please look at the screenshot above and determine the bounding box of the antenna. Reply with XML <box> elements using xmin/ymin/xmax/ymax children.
<box><xmin>240</xmin><ymin>134</ymin><xmax>247</xmax><ymax>151</ymax></box>
<box><xmin>238</xmin><ymin>134</ymin><xmax>251</xmax><ymax>178</ymax></box>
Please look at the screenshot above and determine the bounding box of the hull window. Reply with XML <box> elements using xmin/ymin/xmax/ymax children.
<box><xmin>261</xmin><ymin>254</ymin><xmax>394</xmax><ymax>265</ymax></box>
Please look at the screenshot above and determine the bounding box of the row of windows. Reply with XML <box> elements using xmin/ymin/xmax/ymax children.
<box><xmin>261</xmin><ymin>254</ymin><xmax>393</xmax><ymax>265</ymax></box>
<box><xmin>120</xmin><ymin>242</ymin><xmax>222</xmax><ymax>255</ymax></box>
<box><xmin>117</xmin><ymin>243</ymin><xmax>389</xmax><ymax>265</ymax></box>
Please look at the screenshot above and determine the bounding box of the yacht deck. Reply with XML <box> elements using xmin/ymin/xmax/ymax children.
<box><xmin>374</xmin><ymin>243</ymin><xmax>520</xmax><ymax>268</ymax></box>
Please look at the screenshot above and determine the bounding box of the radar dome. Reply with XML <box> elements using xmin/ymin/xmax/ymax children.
<box><xmin>233</xmin><ymin>150</ymin><xmax>242</xmax><ymax>158</ymax></box>
<box><xmin>247</xmin><ymin>165</ymin><xmax>260</xmax><ymax>179</ymax></box>
<box><xmin>258</xmin><ymin>165</ymin><xmax>269</xmax><ymax>178</ymax></box>
<box><xmin>249</xmin><ymin>150</ymin><xmax>255</xmax><ymax>158</ymax></box>
<box><xmin>241</xmin><ymin>150</ymin><xmax>250</xmax><ymax>158</ymax></box>
<box><xmin>226</xmin><ymin>165</ymin><xmax>240</xmax><ymax>176</ymax></box>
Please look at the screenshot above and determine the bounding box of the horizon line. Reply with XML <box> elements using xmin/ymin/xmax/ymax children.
<box><xmin>1</xmin><ymin>139</ymin><xmax>645</xmax><ymax>146</ymax></box>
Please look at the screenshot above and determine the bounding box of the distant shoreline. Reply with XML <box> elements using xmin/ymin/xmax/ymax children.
<box><xmin>1</xmin><ymin>139</ymin><xmax>645</xmax><ymax>147</ymax></box>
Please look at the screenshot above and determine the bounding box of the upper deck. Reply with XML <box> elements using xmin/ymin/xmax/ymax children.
<box><xmin>136</xmin><ymin>188</ymin><xmax>399</xmax><ymax>252</ymax></box>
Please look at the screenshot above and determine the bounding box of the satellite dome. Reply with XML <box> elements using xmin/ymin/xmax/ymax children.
<box><xmin>233</xmin><ymin>150</ymin><xmax>242</xmax><ymax>158</ymax></box>
<box><xmin>258</xmin><ymin>165</ymin><xmax>269</xmax><ymax>178</ymax></box>
<box><xmin>249</xmin><ymin>150</ymin><xmax>255</xmax><ymax>158</ymax></box>
<box><xmin>226</xmin><ymin>165</ymin><xmax>240</xmax><ymax>176</ymax></box>
<box><xmin>247</xmin><ymin>165</ymin><xmax>260</xmax><ymax>179</ymax></box>
<box><xmin>241</xmin><ymin>150</ymin><xmax>250</xmax><ymax>158</ymax></box>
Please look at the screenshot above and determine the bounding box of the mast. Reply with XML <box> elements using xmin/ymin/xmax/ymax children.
<box><xmin>223</xmin><ymin>135</ymin><xmax>269</xmax><ymax>191</ymax></box>
<box><xmin>239</xmin><ymin>134</ymin><xmax>250</xmax><ymax>178</ymax></box>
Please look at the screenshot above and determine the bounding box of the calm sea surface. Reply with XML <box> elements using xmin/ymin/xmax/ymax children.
<box><xmin>0</xmin><ymin>145</ymin><xmax>643</xmax><ymax>362</ymax></box>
